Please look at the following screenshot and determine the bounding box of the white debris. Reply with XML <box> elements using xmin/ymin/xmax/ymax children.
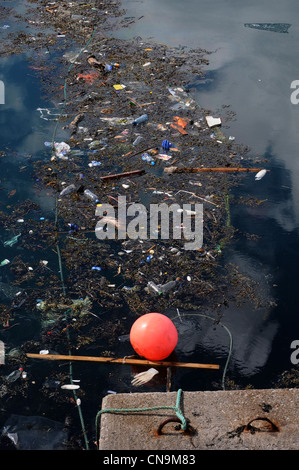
<box><xmin>206</xmin><ymin>116</ymin><xmax>222</xmax><ymax>128</ymax></box>
<box><xmin>61</xmin><ymin>384</ymin><xmax>80</xmax><ymax>390</ymax></box>
<box><xmin>255</xmin><ymin>169</ymin><xmax>267</xmax><ymax>181</ymax></box>
<box><xmin>131</xmin><ymin>368</ymin><xmax>159</xmax><ymax>386</ymax></box>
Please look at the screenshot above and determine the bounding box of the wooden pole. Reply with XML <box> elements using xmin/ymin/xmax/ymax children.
<box><xmin>164</xmin><ymin>166</ymin><xmax>268</xmax><ymax>174</ymax></box>
<box><xmin>126</xmin><ymin>146</ymin><xmax>157</xmax><ymax>159</ymax></box>
<box><xmin>26</xmin><ymin>353</ymin><xmax>219</xmax><ymax>370</ymax></box>
<box><xmin>166</xmin><ymin>367</ymin><xmax>172</xmax><ymax>392</ymax></box>
<box><xmin>100</xmin><ymin>169</ymin><xmax>145</xmax><ymax>181</ymax></box>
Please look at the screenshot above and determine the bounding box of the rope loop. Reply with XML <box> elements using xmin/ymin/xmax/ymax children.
<box><xmin>95</xmin><ymin>388</ymin><xmax>187</xmax><ymax>448</ymax></box>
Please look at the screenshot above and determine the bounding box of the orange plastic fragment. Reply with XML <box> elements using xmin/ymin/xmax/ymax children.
<box><xmin>170</xmin><ymin>123</ymin><xmax>188</xmax><ymax>135</ymax></box>
<box><xmin>76</xmin><ymin>72</ymin><xmax>99</xmax><ymax>84</ymax></box>
<box><xmin>173</xmin><ymin>116</ymin><xmax>188</xmax><ymax>128</ymax></box>
<box><xmin>8</xmin><ymin>189</ymin><xmax>16</xmax><ymax>198</ymax></box>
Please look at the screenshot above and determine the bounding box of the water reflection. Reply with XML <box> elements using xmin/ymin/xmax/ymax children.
<box><xmin>114</xmin><ymin>0</ymin><xmax>299</xmax><ymax>382</ymax></box>
<box><xmin>173</xmin><ymin>306</ymin><xmax>278</xmax><ymax>378</ymax></box>
<box><xmin>0</xmin><ymin>54</ymin><xmax>53</xmax><ymax>153</ymax></box>
<box><xmin>117</xmin><ymin>0</ymin><xmax>299</xmax><ymax>227</ymax></box>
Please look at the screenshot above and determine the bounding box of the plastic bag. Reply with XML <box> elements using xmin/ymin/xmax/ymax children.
<box><xmin>1</xmin><ymin>414</ymin><xmax>68</xmax><ymax>450</ymax></box>
<box><xmin>44</xmin><ymin>141</ymin><xmax>70</xmax><ymax>159</ymax></box>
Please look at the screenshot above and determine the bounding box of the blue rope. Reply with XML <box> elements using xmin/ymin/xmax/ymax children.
<box><xmin>50</xmin><ymin>27</ymin><xmax>97</xmax><ymax>450</ymax></box>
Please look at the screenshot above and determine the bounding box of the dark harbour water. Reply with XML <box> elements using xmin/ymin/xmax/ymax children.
<box><xmin>115</xmin><ymin>0</ymin><xmax>299</xmax><ymax>384</ymax></box>
<box><xmin>0</xmin><ymin>0</ymin><xmax>299</xmax><ymax>450</ymax></box>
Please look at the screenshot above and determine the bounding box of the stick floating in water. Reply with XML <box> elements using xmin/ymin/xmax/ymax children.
<box><xmin>164</xmin><ymin>166</ymin><xmax>269</xmax><ymax>174</ymax></box>
<box><xmin>100</xmin><ymin>169</ymin><xmax>145</xmax><ymax>181</ymax></box>
<box><xmin>26</xmin><ymin>353</ymin><xmax>220</xmax><ymax>370</ymax></box>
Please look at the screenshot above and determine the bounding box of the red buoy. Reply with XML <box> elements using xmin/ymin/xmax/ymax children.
<box><xmin>130</xmin><ymin>313</ymin><xmax>178</xmax><ymax>361</ymax></box>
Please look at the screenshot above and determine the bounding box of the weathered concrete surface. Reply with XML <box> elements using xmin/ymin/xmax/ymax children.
<box><xmin>99</xmin><ymin>388</ymin><xmax>299</xmax><ymax>450</ymax></box>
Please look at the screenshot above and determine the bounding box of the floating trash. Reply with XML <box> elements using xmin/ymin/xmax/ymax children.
<box><xmin>131</xmin><ymin>368</ymin><xmax>159</xmax><ymax>386</ymax></box>
<box><xmin>61</xmin><ymin>384</ymin><xmax>80</xmax><ymax>390</ymax></box>
<box><xmin>88</xmin><ymin>161</ymin><xmax>101</xmax><ymax>167</ymax></box>
<box><xmin>0</xmin><ymin>259</ymin><xmax>10</xmax><ymax>266</ymax></box>
<box><xmin>244</xmin><ymin>23</ymin><xmax>291</xmax><ymax>33</ymax></box>
<box><xmin>0</xmin><ymin>4</ymin><xmax>277</xmax><ymax>451</ymax></box>
<box><xmin>162</xmin><ymin>140</ymin><xmax>172</xmax><ymax>150</ymax></box>
<box><xmin>4</xmin><ymin>234</ymin><xmax>21</xmax><ymax>247</ymax></box>
<box><xmin>1</xmin><ymin>415</ymin><xmax>68</xmax><ymax>450</ymax></box>
<box><xmin>206</xmin><ymin>116</ymin><xmax>221</xmax><ymax>128</ymax></box>
<box><xmin>38</xmin><ymin>108</ymin><xmax>65</xmax><ymax>121</ymax></box>
<box><xmin>255</xmin><ymin>169</ymin><xmax>267</xmax><ymax>181</ymax></box>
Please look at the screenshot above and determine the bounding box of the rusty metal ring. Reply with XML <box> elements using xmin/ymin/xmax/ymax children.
<box><xmin>244</xmin><ymin>416</ymin><xmax>279</xmax><ymax>433</ymax></box>
<box><xmin>156</xmin><ymin>417</ymin><xmax>196</xmax><ymax>436</ymax></box>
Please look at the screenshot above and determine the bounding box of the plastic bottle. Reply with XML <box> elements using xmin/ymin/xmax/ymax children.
<box><xmin>159</xmin><ymin>280</ymin><xmax>177</xmax><ymax>294</ymax></box>
<box><xmin>132</xmin><ymin>114</ymin><xmax>148</xmax><ymax>126</ymax></box>
<box><xmin>60</xmin><ymin>184</ymin><xmax>76</xmax><ymax>196</ymax></box>
<box><xmin>88</xmin><ymin>140</ymin><xmax>101</xmax><ymax>149</ymax></box>
<box><xmin>6</xmin><ymin>367</ymin><xmax>23</xmax><ymax>382</ymax></box>
<box><xmin>118</xmin><ymin>334</ymin><xmax>130</xmax><ymax>342</ymax></box>
<box><xmin>84</xmin><ymin>189</ymin><xmax>99</xmax><ymax>203</ymax></box>
<box><xmin>141</xmin><ymin>153</ymin><xmax>155</xmax><ymax>165</ymax></box>
<box><xmin>147</xmin><ymin>281</ymin><xmax>162</xmax><ymax>295</ymax></box>
<box><xmin>133</xmin><ymin>135</ymin><xmax>144</xmax><ymax>146</ymax></box>
<box><xmin>0</xmin><ymin>259</ymin><xmax>10</xmax><ymax>266</ymax></box>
